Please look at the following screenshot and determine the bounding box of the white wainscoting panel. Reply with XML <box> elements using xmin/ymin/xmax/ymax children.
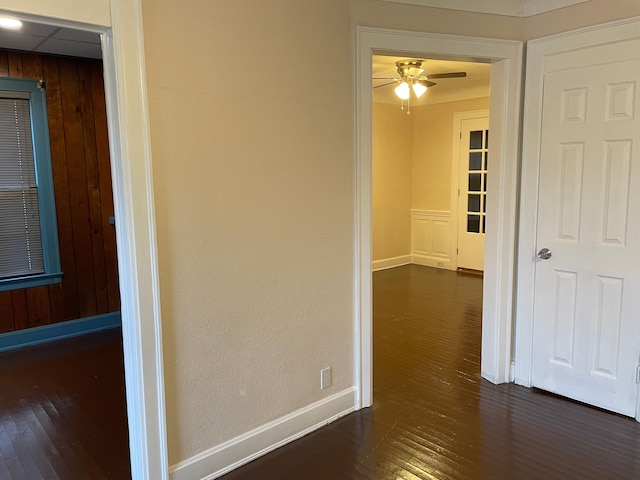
<box><xmin>411</xmin><ymin>210</ymin><xmax>454</xmax><ymax>270</ymax></box>
<box><xmin>170</xmin><ymin>388</ymin><xmax>356</xmax><ymax>480</ymax></box>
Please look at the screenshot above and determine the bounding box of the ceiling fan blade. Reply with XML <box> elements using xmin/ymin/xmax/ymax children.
<box><xmin>426</xmin><ymin>72</ymin><xmax>467</xmax><ymax>79</ymax></box>
<box><xmin>373</xmin><ymin>77</ymin><xmax>397</xmax><ymax>80</ymax></box>
<box><xmin>373</xmin><ymin>81</ymin><xmax>397</xmax><ymax>89</ymax></box>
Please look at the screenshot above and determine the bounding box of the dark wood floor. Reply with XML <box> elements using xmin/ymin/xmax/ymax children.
<box><xmin>222</xmin><ymin>264</ymin><xmax>640</xmax><ymax>480</ymax></box>
<box><xmin>0</xmin><ymin>328</ymin><xmax>131</xmax><ymax>480</ymax></box>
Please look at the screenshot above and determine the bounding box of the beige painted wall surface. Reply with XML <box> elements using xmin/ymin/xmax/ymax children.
<box><xmin>372</xmin><ymin>103</ymin><xmax>412</xmax><ymax>262</ymax></box>
<box><xmin>524</xmin><ymin>0</ymin><xmax>640</xmax><ymax>40</ymax></box>
<box><xmin>142</xmin><ymin>0</ymin><xmax>354</xmax><ymax>465</ymax></box>
<box><xmin>0</xmin><ymin>0</ymin><xmax>110</xmax><ymax>26</ymax></box>
<box><xmin>350</xmin><ymin>0</ymin><xmax>523</xmax><ymax>40</ymax></box>
<box><xmin>412</xmin><ymin>97</ymin><xmax>490</xmax><ymax>211</ymax></box>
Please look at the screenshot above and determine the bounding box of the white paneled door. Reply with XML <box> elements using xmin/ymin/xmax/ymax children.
<box><xmin>532</xmin><ymin>52</ymin><xmax>640</xmax><ymax>416</ymax></box>
<box><xmin>457</xmin><ymin>116</ymin><xmax>489</xmax><ymax>271</ymax></box>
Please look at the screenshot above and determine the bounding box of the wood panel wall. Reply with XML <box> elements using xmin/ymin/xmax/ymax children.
<box><xmin>0</xmin><ymin>51</ymin><xmax>120</xmax><ymax>334</ymax></box>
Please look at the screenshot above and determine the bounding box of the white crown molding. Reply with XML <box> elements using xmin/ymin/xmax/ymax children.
<box><xmin>379</xmin><ymin>0</ymin><xmax>590</xmax><ymax>17</ymax></box>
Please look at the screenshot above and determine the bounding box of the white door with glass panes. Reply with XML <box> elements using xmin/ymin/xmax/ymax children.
<box><xmin>457</xmin><ymin>116</ymin><xmax>489</xmax><ymax>271</ymax></box>
<box><xmin>530</xmin><ymin>47</ymin><xmax>640</xmax><ymax>416</ymax></box>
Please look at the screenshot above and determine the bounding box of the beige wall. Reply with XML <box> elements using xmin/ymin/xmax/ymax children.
<box><xmin>524</xmin><ymin>0</ymin><xmax>640</xmax><ymax>40</ymax></box>
<box><xmin>412</xmin><ymin>97</ymin><xmax>490</xmax><ymax>211</ymax></box>
<box><xmin>1</xmin><ymin>0</ymin><xmax>110</xmax><ymax>26</ymax></box>
<box><xmin>350</xmin><ymin>0</ymin><xmax>523</xmax><ymax>40</ymax></box>
<box><xmin>372</xmin><ymin>103</ymin><xmax>413</xmax><ymax>262</ymax></box>
<box><xmin>142</xmin><ymin>0</ymin><xmax>355</xmax><ymax>464</ymax></box>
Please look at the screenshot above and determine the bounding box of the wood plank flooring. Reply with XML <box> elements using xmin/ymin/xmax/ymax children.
<box><xmin>221</xmin><ymin>264</ymin><xmax>640</xmax><ymax>480</ymax></box>
<box><xmin>0</xmin><ymin>329</ymin><xmax>130</xmax><ymax>479</ymax></box>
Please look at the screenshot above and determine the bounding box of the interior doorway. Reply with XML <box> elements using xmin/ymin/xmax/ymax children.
<box><xmin>356</xmin><ymin>27</ymin><xmax>523</xmax><ymax>408</ymax></box>
<box><xmin>0</xmin><ymin>8</ymin><xmax>169</xmax><ymax>478</ymax></box>
<box><xmin>0</xmin><ymin>19</ymin><xmax>130</xmax><ymax>477</ymax></box>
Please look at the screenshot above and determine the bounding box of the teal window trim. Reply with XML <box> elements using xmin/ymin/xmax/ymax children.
<box><xmin>0</xmin><ymin>78</ymin><xmax>62</xmax><ymax>291</ymax></box>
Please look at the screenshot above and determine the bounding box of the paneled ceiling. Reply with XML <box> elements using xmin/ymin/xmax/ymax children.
<box><xmin>373</xmin><ymin>55</ymin><xmax>491</xmax><ymax>106</ymax></box>
<box><xmin>0</xmin><ymin>20</ymin><xmax>101</xmax><ymax>59</ymax></box>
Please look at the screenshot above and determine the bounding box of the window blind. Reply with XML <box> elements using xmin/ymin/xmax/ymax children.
<box><xmin>0</xmin><ymin>94</ymin><xmax>45</xmax><ymax>279</ymax></box>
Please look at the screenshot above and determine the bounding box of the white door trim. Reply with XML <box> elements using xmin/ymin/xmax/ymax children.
<box><xmin>355</xmin><ymin>27</ymin><xmax>523</xmax><ymax>408</ymax></box>
<box><xmin>451</xmin><ymin>109</ymin><xmax>490</xmax><ymax>270</ymax></box>
<box><xmin>1</xmin><ymin>4</ymin><xmax>169</xmax><ymax>478</ymax></box>
<box><xmin>515</xmin><ymin>15</ymin><xmax>640</xmax><ymax>421</ymax></box>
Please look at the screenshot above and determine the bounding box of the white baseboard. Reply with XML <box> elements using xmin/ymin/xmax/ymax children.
<box><xmin>372</xmin><ymin>254</ymin><xmax>412</xmax><ymax>272</ymax></box>
<box><xmin>170</xmin><ymin>387</ymin><xmax>357</xmax><ymax>480</ymax></box>
<box><xmin>412</xmin><ymin>254</ymin><xmax>455</xmax><ymax>271</ymax></box>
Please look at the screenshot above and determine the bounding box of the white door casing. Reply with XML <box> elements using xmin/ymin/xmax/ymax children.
<box><xmin>516</xmin><ymin>16</ymin><xmax>640</xmax><ymax>420</ymax></box>
<box><xmin>456</xmin><ymin>115</ymin><xmax>489</xmax><ymax>271</ymax></box>
<box><xmin>356</xmin><ymin>27</ymin><xmax>523</xmax><ymax>408</ymax></box>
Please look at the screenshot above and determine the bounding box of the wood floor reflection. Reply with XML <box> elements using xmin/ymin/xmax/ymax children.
<box><xmin>221</xmin><ymin>264</ymin><xmax>640</xmax><ymax>480</ymax></box>
<box><xmin>0</xmin><ymin>328</ymin><xmax>130</xmax><ymax>480</ymax></box>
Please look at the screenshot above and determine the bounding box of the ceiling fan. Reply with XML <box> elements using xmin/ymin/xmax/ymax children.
<box><xmin>374</xmin><ymin>59</ymin><xmax>467</xmax><ymax>113</ymax></box>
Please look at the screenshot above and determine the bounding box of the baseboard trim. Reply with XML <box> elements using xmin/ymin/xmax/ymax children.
<box><xmin>0</xmin><ymin>312</ymin><xmax>122</xmax><ymax>353</ymax></box>
<box><xmin>170</xmin><ymin>387</ymin><xmax>357</xmax><ymax>480</ymax></box>
<box><xmin>372</xmin><ymin>254</ymin><xmax>412</xmax><ymax>272</ymax></box>
<box><xmin>412</xmin><ymin>254</ymin><xmax>455</xmax><ymax>271</ymax></box>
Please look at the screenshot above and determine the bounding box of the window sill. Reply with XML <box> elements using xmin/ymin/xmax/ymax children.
<box><xmin>0</xmin><ymin>272</ymin><xmax>63</xmax><ymax>292</ymax></box>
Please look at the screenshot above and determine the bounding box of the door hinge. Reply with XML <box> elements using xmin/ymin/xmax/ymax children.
<box><xmin>636</xmin><ymin>363</ymin><xmax>640</xmax><ymax>384</ymax></box>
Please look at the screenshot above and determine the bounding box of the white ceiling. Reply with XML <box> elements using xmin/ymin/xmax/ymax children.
<box><xmin>0</xmin><ymin>20</ymin><xmax>101</xmax><ymax>59</ymax></box>
<box><xmin>380</xmin><ymin>0</ymin><xmax>590</xmax><ymax>17</ymax></box>
<box><xmin>373</xmin><ymin>55</ymin><xmax>491</xmax><ymax>106</ymax></box>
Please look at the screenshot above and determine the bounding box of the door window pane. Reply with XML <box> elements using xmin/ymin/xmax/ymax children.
<box><xmin>467</xmin><ymin>215</ymin><xmax>481</xmax><ymax>233</ymax></box>
<box><xmin>469</xmin><ymin>130</ymin><xmax>483</xmax><ymax>149</ymax></box>
<box><xmin>469</xmin><ymin>174</ymin><xmax>481</xmax><ymax>192</ymax></box>
<box><xmin>468</xmin><ymin>194</ymin><xmax>481</xmax><ymax>212</ymax></box>
<box><xmin>469</xmin><ymin>152</ymin><xmax>482</xmax><ymax>170</ymax></box>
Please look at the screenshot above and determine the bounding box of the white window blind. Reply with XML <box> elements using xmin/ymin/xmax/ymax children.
<box><xmin>0</xmin><ymin>93</ymin><xmax>45</xmax><ymax>279</ymax></box>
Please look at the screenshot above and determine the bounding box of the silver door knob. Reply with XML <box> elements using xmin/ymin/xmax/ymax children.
<box><xmin>537</xmin><ymin>248</ymin><xmax>552</xmax><ymax>260</ymax></box>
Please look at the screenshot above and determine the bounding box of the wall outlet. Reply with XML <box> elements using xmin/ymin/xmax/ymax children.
<box><xmin>320</xmin><ymin>367</ymin><xmax>331</xmax><ymax>390</ymax></box>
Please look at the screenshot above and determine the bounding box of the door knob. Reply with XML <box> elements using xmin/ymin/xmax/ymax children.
<box><xmin>537</xmin><ymin>248</ymin><xmax>552</xmax><ymax>260</ymax></box>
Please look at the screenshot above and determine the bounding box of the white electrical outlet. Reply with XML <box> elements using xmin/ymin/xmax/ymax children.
<box><xmin>320</xmin><ymin>367</ymin><xmax>331</xmax><ymax>390</ymax></box>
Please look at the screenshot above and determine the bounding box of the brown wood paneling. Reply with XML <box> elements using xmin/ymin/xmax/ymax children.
<box><xmin>0</xmin><ymin>51</ymin><xmax>119</xmax><ymax>333</ymax></box>
<box><xmin>10</xmin><ymin>291</ymin><xmax>28</xmax><ymax>331</ymax></box>
<box><xmin>91</xmin><ymin>62</ymin><xmax>120</xmax><ymax>312</ymax></box>
<box><xmin>6</xmin><ymin>52</ymin><xmax>22</xmax><ymax>77</ymax></box>
<box><xmin>0</xmin><ymin>292</ymin><xmax>14</xmax><ymax>333</ymax></box>
<box><xmin>25</xmin><ymin>287</ymin><xmax>51</xmax><ymax>328</ymax></box>
<box><xmin>58</xmin><ymin>58</ymin><xmax>97</xmax><ymax>319</ymax></box>
<box><xmin>19</xmin><ymin>53</ymin><xmax>42</xmax><ymax>79</ymax></box>
<box><xmin>78</xmin><ymin>63</ymin><xmax>109</xmax><ymax>314</ymax></box>
<box><xmin>42</xmin><ymin>55</ymin><xmax>79</xmax><ymax>322</ymax></box>
<box><xmin>0</xmin><ymin>51</ymin><xmax>8</xmax><ymax>77</ymax></box>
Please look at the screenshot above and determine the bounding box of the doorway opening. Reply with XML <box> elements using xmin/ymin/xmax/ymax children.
<box><xmin>0</xmin><ymin>8</ymin><xmax>168</xmax><ymax>478</ymax></box>
<box><xmin>0</xmin><ymin>19</ymin><xmax>130</xmax><ymax>477</ymax></box>
<box><xmin>371</xmin><ymin>52</ymin><xmax>491</xmax><ymax>412</ymax></box>
<box><xmin>356</xmin><ymin>27</ymin><xmax>523</xmax><ymax>408</ymax></box>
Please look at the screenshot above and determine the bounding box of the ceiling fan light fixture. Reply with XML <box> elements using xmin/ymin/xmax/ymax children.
<box><xmin>0</xmin><ymin>17</ymin><xmax>22</xmax><ymax>30</ymax></box>
<box><xmin>412</xmin><ymin>81</ymin><xmax>428</xmax><ymax>98</ymax></box>
<box><xmin>395</xmin><ymin>81</ymin><xmax>410</xmax><ymax>100</ymax></box>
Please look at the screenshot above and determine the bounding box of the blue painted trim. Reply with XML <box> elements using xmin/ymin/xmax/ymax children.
<box><xmin>0</xmin><ymin>78</ymin><xmax>61</xmax><ymax>288</ymax></box>
<box><xmin>0</xmin><ymin>272</ymin><xmax>63</xmax><ymax>292</ymax></box>
<box><xmin>0</xmin><ymin>312</ymin><xmax>121</xmax><ymax>353</ymax></box>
